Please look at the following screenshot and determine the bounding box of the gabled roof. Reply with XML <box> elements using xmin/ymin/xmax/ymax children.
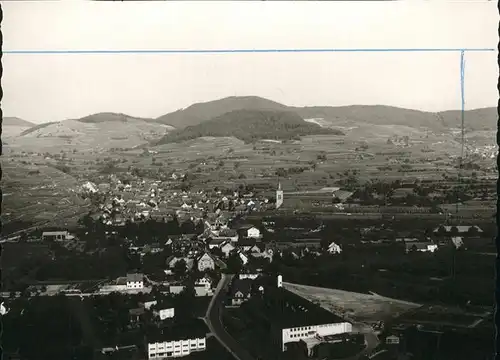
<box><xmin>126</xmin><ymin>273</ymin><xmax>143</xmax><ymax>282</ymax></box>
<box><xmin>221</xmin><ymin>241</ymin><xmax>235</xmax><ymax>249</ymax></box>
<box><xmin>229</xmin><ymin>278</ymin><xmax>253</xmax><ymax>298</ymax></box>
<box><xmin>197</xmin><ymin>252</ymin><xmax>215</xmax><ymax>262</ymax></box>
<box><xmin>405</xmin><ymin>242</ymin><xmax>435</xmax><ymax>250</ymax></box>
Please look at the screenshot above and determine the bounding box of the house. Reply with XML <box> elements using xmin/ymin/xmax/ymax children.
<box><xmin>220</xmin><ymin>241</ymin><xmax>236</xmax><ymax>257</ymax></box>
<box><xmin>229</xmin><ymin>278</ymin><xmax>253</xmax><ymax>306</ymax></box>
<box><xmin>238</xmin><ymin>251</ymin><xmax>249</xmax><ymax>265</ymax></box>
<box><xmin>196</xmin><ymin>252</ymin><xmax>216</xmax><ymax>272</ymax></box>
<box><xmin>237</xmin><ymin>238</ymin><xmax>258</xmax><ymax>252</ymax></box>
<box><xmin>207</xmin><ymin>237</ymin><xmax>227</xmax><ymax>249</ymax></box>
<box><xmin>166</xmin><ymin>256</ymin><xmax>194</xmax><ymax>271</ymax></box>
<box><xmin>248</xmin><ymin>244</ymin><xmax>262</xmax><ymax>254</ymax></box>
<box><xmin>451</xmin><ymin>236</ymin><xmax>465</xmax><ymax>249</ymax></box>
<box><xmin>236</xmin><ymin>225</ymin><xmax>261</xmax><ymax>239</ymax></box>
<box><xmin>250</xmin><ymin>248</ymin><xmax>274</xmax><ymax>262</ymax></box>
<box><xmin>327</xmin><ymin>242</ymin><xmax>342</xmax><ymax>254</ymax></box>
<box><xmin>239</xmin><ymin>273</ymin><xmax>260</xmax><ymax>280</ymax></box>
<box><xmin>405</xmin><ymin>242</ymin><xmax>438</xmax><ymax>253</ymax></box>
<box><xmin>42</xmin><ymin>231</ymin><xmax>72</xmax><ymax>242</ymax></box>
<box><xmin>195</xmin><ymin>276</ymin><xmax>213</xmax><ymax>289</ymax></box>
<box><xmin>129</xmin><ymin>307</ymin><xmax>145</xmax><ymax>323</ymax></box>
<box><xmin>142</xmin><ymin>300</ymin><xmax>158</xmax><ymax>310</ymax></box>
<box><xmin>169</xmin><ymin>285</ymin><xmax>186</xmax><ymax>295</ymax></box>
<box><xmin>433</xmin><ymin>225</ymin><xmax>484</xmax><ymax>236</ymax></box>
<box><xmin>126</xmin><ymin>273</ymin><xmax>144</xmax><ymax>290</ymax></box>
<box><xmin>147</xmin><ymin>319</ymin><xmax>207</xmax><ymax>359</ymax></box>
<box><xmin>218</xmin><ymin>228</ymin><xmax>239</xmax><ymax>242</ymax></box>
<box><xmin>153</xmin><ymin>306</ymin><xmax>175</xmax><ymax>320</ymax></box>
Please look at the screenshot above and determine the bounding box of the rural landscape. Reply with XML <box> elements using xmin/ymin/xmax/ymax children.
<box><xmin>2</xmin><ymin>95</ymin><xmax>497</xmax><ymax>360</ymax></box>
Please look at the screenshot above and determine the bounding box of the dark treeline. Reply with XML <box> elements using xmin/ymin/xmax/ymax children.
<box><xmin>3</xmin><ymin>295</ymin><xmax>92</xmax><ymax>360</ymax></box>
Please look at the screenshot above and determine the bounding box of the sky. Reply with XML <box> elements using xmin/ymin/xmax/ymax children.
<box><xmin>3</xmin><ymin>1</ymin><xmax>498</xmax><ymax>124</ymax></box>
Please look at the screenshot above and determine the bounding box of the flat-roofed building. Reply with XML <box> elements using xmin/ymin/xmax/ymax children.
<box><xmin>250</xmin><ymin>279</ymin><xmax>352</xmax><ymax>352</ymax></box>
<box><xmin>147</xmin><ymin>319</ymin><xmax>207</xmax><ymax>359</ymax></box>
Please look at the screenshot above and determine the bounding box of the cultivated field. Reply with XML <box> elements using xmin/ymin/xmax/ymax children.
<box><xmin>283</xmin><ymin>282</ymin><xmax>421</xmax><ymax>323</ymax></box>
<box><xmin>1</xmin><ymin>160</ymin><xmax>91</xmax><ymax>230</ymax></box>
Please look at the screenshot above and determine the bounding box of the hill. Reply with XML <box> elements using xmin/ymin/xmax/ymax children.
<box><xmin>3</xmin><ymin>117</ymin><xmax>35</xmax><ymax>127</ymax></box>
<box><xmin>77</xmin><ymin>112</ymin><xmax>155</xmax><ymax>124</ymax></box>
<box><xmin>9</xmin><ymin>113</ymin><xmax>174</xmax><ymax>153</ymax></box>
<box><xmin>3</xmin><ymin>117</ymin><xmax>37</xmax><ymax>138</ymax></box>
<box><xmin>293</xmin><ymin>105</ymin><xmax>497</xmax><ymax>132</ymax></box>
<box><xmin>155</xmin><ymin>96</ymin><xmax>289</xmax><ymax>128</ymax></box>
<box><xmin>154</xmin><ymin>96</ymin><xmax>496</xmax><ymax>133</ymax></box>
<box><xmin>155</xmin><ymin>109</ymin><xmax>344</xmax><ymax>145</ymax></box>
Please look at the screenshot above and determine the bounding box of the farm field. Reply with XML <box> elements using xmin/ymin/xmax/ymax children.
<box><xmin>1</xmin><ymin>160</ymin><xmax>91</xmax><ymax>230</ymax></box>
<box><xmin>395</xmin><ymin>304</ymin><xmax>491</xmax><ymax>329</ymax></box>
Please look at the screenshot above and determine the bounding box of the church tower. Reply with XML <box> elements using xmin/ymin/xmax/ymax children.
<box><xmin>276</xmin><ymin>182</ymin><xmax>284</xmax><ymax>209</ymax></box>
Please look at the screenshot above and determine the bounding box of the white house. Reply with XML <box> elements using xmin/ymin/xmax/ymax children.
<box><xmin>154</xmin><ymin>307</ymin><xmax>175</xmax><ymax>320</ymax></box>
<box><xmin>169</xmin><ymin>285</ymin><xmax>186</xmax><ymax>295</ymax></box>
<box><xmin>220</xmin><ymin>241</ymin><xmax>236</xmax><ymax>257</ymax></box>
<box><xmin>126</xmin><ymin>273</ymin><xmax>144</xmax><ymax>290</ymax></box>
<box><xmin>196</xmin><ymin>252</ymin><xmax>216</xmax><ymax>272</ymax></box>
<box><xmin>195</xmin><ymin>276</ymin><xmax>213</xmax><ymax>289</ymax></box>
<box><xmin>143</xmin><ymin>300</ymin><xmax>157</xmax><ymax>310</ymax></box>
<box><xmin>246</xmin><ymin>227</ymin><xmax>261</xmax><ymax>239</ymax></box>
<box><xmin>327</xmin><ymin>242</ymin><xmax>342</xmax><ymax>254</ymax></box>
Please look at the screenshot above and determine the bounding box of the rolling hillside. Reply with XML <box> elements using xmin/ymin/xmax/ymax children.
<box><xmin>8</xmin><ymin>113</ymin><xmax>174</xmax><ymax>152</ymax></box>
<box><xmin>3</xmin><ymin>117</ymin><xmax>37</xmax><ymax>138</ymax></box>
<box><xmin>154</xmin><ymin>96</ymin><xmax>496</xmax><ymax>133</ymax></box>
<box><xmin>155</xmin><ymin>109</ymin><xmax>344</xmax><ymax>145</ymax></box>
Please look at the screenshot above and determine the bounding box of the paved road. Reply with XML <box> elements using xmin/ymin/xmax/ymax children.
<box><xmin>204</xmin><ymin>274</ymin><xmax>255</xmax><ymax>360</ymax></box>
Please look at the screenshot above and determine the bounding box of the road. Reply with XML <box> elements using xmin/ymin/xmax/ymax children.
<box><xmin>204</xmin><ymin>274</ymin><xmax>255</xmax><ymax>360</ymax></box>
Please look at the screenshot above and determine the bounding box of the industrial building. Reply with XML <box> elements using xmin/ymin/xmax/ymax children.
<box><xmin>248</xmin><ymin>276</ymin><xmax>353</xmax><ymax>353</ymax></box>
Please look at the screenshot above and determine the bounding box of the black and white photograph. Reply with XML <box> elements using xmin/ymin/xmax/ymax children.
<box><xmin>1</xmin><ymin>2</ymin><xmax>498</xmax><ymax>360</ymax></box>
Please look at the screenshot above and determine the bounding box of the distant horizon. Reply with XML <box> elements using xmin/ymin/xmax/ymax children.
<box><xmin>4</xmin><ymin>96</ymin><xmax>497</xmax><ymax>125</ymax></box>
<box><xmin>3</xmin><ymin>2</ymin><xmax>496</xmax><ymax>124</ymax></box>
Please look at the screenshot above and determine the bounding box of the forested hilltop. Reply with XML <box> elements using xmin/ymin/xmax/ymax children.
<box><xmin>155</xmin><ymin>109</ymin><xmax>344</xmax><ymax>144</ymax></box>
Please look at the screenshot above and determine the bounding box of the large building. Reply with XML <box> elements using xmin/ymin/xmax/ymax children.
<box><xmin>147</xmin><ymin>319</ymin><xmax>207</xmax><ymax>359</ymax></box>
<box><xmin>126</xmin><ymin>273</ymin><xmax>144</xmax><ymax>290</ymax></box>
<box><xmin>251</xmin><ymin>277</ymin><xmax>353</xmax><ymax>353</ymax></box>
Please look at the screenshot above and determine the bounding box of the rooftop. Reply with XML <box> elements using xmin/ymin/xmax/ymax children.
<box><xmin>147</xmin><ymin>319</ymin><xmax>207</xmax><ymax>343</ymax></box>
<box><xmin>126</xmin><ymin>273</ymin><xmax>144</xmax><ymax>282</ymax></box>
<box><xmin>254</xmin><ymin>282</ymin><xmax>347</xmax><ymax>330</ymax></box>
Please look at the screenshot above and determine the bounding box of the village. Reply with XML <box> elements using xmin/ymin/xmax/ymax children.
<box><xmin>1</xmin><ymin>171</ymin><xmax>495</xmax><ymax>360</ymax></box>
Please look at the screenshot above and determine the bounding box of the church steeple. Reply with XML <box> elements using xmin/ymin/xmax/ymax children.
<box><xmin>276</xmin><ymin>182</ymin><xmax>284</xmax><ymax>209</ymax></box>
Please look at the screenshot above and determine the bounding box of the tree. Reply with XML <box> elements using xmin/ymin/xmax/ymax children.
<box><xmin>180</xmin><ymin>219</ymin><xmax>196</xmax><ymax>234</ymax></box>
<box><xmin>173</xmin><ymin>259</ymin><xmax>187</xmax><ymax>277</ymax></box>
<box><xmin>226</xmin><ymin>253</ymin><xmax>243</xmax><ymax>274</ymax></box>
<box><xmin>467</xmin><ymin>226</ymin><xmax>479</xmax><ymax>237</ymax></box>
